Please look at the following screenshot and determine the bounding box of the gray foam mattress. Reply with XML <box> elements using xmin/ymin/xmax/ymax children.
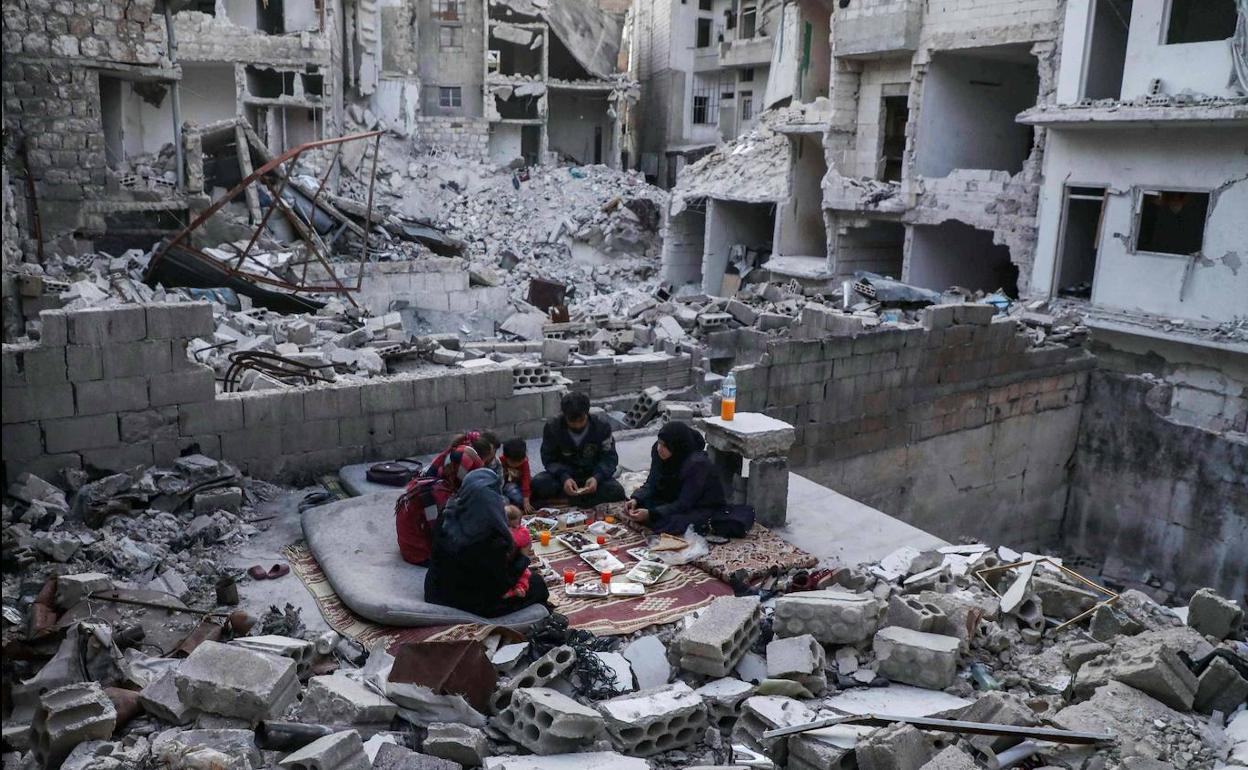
<box><xmin>302</xmin><ymin>491</ymin><xmax>549</xmax><ymax>630</ymax></box>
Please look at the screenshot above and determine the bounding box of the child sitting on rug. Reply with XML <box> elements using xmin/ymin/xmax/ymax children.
<box><xmin>499</xmin><ymin>438</ymin><xmax>534</xmax><ymax>514</ymax></box>
<box><xmin>506</xmin><ymin>503</ymin><xmax>531</xmax><ymax>550</ymax></box>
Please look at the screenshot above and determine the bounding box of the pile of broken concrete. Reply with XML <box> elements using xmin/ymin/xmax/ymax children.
<box><xmin>4</xmin><ymin>454</ymin><xmax>1245</xmax><ymax>770</ymax></box>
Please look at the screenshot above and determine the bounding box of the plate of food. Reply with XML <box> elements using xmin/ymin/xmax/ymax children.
<box><xmin>579</xmin><ymin>548</ymin><xmax>626</xmax><ymax>573</ymax></box>
<box><xmin>627</xmin><ymin>560</ymin><xmax>670</xmax><ymax>585</ymax></box>
<box><xmin>627</xmin><ymin>547</ymin><xmax>652</xmax><ymax>562</ymax></box>
<box><xmin>559</xmin><ymin>512</ymin><xmax>588</xmax><ymax>528</ymax></box>
<box><xmin>523</xmin><ymin>516</ymin><xmax>557</xmax><ymax>531</ymax></box>
<box><xmin>586</xmin><ymin>521</ymin><xmax>621</xmax><ymax>536</ymax></box>
<box><xmin>609</xmin><ymin>581</ymin><xmax>645</xmax><ymax>597</ymax></box>
<box><xmin>565</xmin><ymin>582</ymin><xmax>609</xmax><ymax>598</ymax></box>
<box><xmin>556</xmin><ymin>532</ymin><xmax>597</xmax><ymax>553</ymax></box>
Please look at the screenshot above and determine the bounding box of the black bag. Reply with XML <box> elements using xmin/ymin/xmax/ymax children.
<box><xmin>709</xmin><ymin>503</ymin><xmax>755</xmax><ymax>538</ymax></box>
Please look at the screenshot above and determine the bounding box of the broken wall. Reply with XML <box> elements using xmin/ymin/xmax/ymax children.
<box><xmin>732</xmin><ymin>318</ymin><xmax>1093</xmax><ymax>547</ymax></box>
<box><xmin>547</xmin><ymin>90</ymin><xmax>613</xmax><ymax>165</ymax></box>
<box><xmin>1066</xmin><ymin>370</ymin><xmax>1248</xmax><ymax>598</ymax></box>
<box><xmin>1</xmin><ymin>303</ymin><xmax>568</xmax><ymax>484</ymax></box>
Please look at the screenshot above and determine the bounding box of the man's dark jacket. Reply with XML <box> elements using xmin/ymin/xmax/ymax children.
<box><xmin>539</xmin><ymin>414</ymin><xmax>619</xmax><ymax>484</ymax></box>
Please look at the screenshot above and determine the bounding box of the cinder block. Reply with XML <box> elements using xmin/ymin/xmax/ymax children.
<box><xmin>1187</xmin><ymin>588</ymin><xmax>1243</xmax><ymax>640</ymax></box>
<box><xmin>774</xmin><ymin>589</ymin><xmax>881</xmax><ymax>644</ymax></box>
<box><xmin>953</xmin><ymin>303</ymin><xmax>996</xmax><ymax>326</ymax></box>
<box><xmin>55</xmin><ymin>572</ymin><xmax>112</xmax><ymax>608</ymax></box>
<box><xmin>102</xmin><ymin>340</ymin><xmax>173</xmax><ymax>379</ymax></box>
<box><xmin>495</xmin><ymin>687</ymin><xmax>607</xmax><ymax>755</ymax></box>
<box><xmin>393</xmin><ymin>406</ymin><xmax>448</xmax><ymax>439</ymax></box>
<box><xmin>733</xmin><ymin>696</ymin><xmax>816</xmax><ymax>766</ymax></box>
<box><xmin>240</xmin><ymin>390</ymin><xmax>305</xmax><ymax>427</ymax></box>
<box><xmin>149</xmin><ymin>368</ymin><xmax>215</xmax><ymax>407</ymax></box>
<box><xmin>175</xmin><ymin>640</ymin><xmax>300</xmax><ymax>721</ymax></box>
<box><xmin>1</xmin><ymin>421</ymin><xmax>43</xmax><ymax>460</ymax></box>
<box><xmin>920</xmin><ymin>305</ymin><xmax>957</xmax><ymax>331</ymax></box>
<box><xmin>303</xmin><ymin>385</ymin><xmax>363</xmax><ymax>421</ymax></box>
<box><xmin>119</xmin><ymin>406</ymin><xmax>179</xmax><ymax>443</ymax></box>
<box><xmin>44</xmin><ymin>413</ymin><xmax>119</xmax><ymax>453</ymax></box>
<box><xmin>220</xmin><ymin>428</ymin><xmax>283</xmax><ymax>460</ymax></box>
<box><xmin>18</xmin><ymin>347</ymin><xmax>68</xmax><ymax>385</ymax></box>
<box><xmin>147</xmin><ymin>302</ymin><xmax>214</xmax><ymax>339</ymax></box>
<box><xmin>917</xmin><ymin>745</ymin><xmax>978</xmax><ymax>770</ymax></box>
<box><xmin>30</xmin><ymin>682</ymin><xmax>117</xmax><ymax>769</ymax></box>
<box><xmin>39</xmin><ymin>310</ymin><xmax>68</xmax><ymax>346</ymax></box>
<box><xmin>300</xmin><ymin>674</ymin><xmax>398</xmax><ymax>725</ymax></box>
<box><xmin>597</xmin><ymin>681</ymin><xmax>708</xmax><ymax>756</ymax></box>
<box><xmin>873</xmin><ymin>627</ymin><xmax>961</xmax><ymax>690</ymax></box>
<box><xmin>856</xmin><ymin>723</ymin><xmax>933</xmax><ymax>770</ymax></box>
<box><xmin>885</xmin><ymin>594</ymin><xmax>947</xmax><ymax>633</ymax></box>
<box><xmin>765</xmin><ymin>634</ymin><xmax>827</xmax><ymax>695</ymax></box>
<box><xmin>66</xmin><ymin>345</ymin><xmax>103</xmax><ymax>380</ymax></box>
<box><xmin>1194</xmin><ymin>656</ymin><xmax>1248</xmax><ymax>714</ymax></box>
<box><xmin>278</xmin><ymin>730</ymin><xmax>370</xmax><ymax>770</ymax></box>
<box><xmin>955</xmin><ymin>691</ymin><xmax>1039</xmax><ymax>754</ymax></box>
<box><xmin>75</xmin><ymin>376</ymin><xmax>148</xmax><ymax>415</ymax></box>
<box><xmin>282</xmin><ymin>419</ymin><xmax>341</xmax><ymax>453</ymax></box>
<box><xmin>788</xmin><ymin>730</ymin><xmax>856</xmax><ymax>770</ymax></box>
<box><xmin>445</xmin><ymin>399</ymin><xmax>497</xmax><ymax>431</ymax></box>
<box><xmin>677</xmin><ymin>596</ymin><xmax>762</xmax><ymax>677</ymax></box>
<box><xmin>68</xmin><ymin>306</ymin><xmax>147</xmax><ymax>344</ymax></box>
<box><xmin>180</xmin><ymin>398</ymin><xmax>244</xmax><ymax>435</ymax></box>
<box><xmin>360</xmin><ymin>378</ymin><xmax>414</xmax><ymax>414</ymax></box>
<box><xmin>1074</xmin><ymin>642</ymin><xmax>1197</xmax><ymax>711</ymax></box>
<box><xmin>491</xmin><ymin>645</ymin><xmax>576</xmax><ymax>713</ymax></box>
<box><xmin>81</xmin><ymin>443</ymin><xmax>154</xmax><ymax>473</ymax></box>
<box><xmin>139</xmin><ymin>670</ymin><xmax>198</xmax><ymax>725</ymax></box>
<box><xmin>423</xmin><ymin>723</ymin><xmax>490</xmax><ymax>767</ymax></box>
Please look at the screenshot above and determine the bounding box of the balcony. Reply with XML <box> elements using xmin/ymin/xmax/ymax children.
<box><xmin>832</xmin><ymin>0</ymin><xmax>922</xmax><ymax>59</ymax></box>
<box><xmin>718</xmin><ymin>35</ymin><xmax>772</xmax><ymax>69</ymax></box>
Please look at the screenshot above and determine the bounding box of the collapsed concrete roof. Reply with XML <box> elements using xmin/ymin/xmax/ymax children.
<box><xmin>670</xmin><ymin>119</ymin><xmax>792</xmax><ymax>214</ymax></box>
<box><xmin>492</xmin><ymin>0</ymin><xmax>625</xmax><ymax>79</ymax></box>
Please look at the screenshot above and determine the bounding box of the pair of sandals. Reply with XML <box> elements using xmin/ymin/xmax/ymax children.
<box><xmin>247</xmin><ymin>564</ymin><xmax>291</xmax><ymax>580</ymax></box>
<box><xmin>787</xmin><ymin>568</ymin><xmax>840</xmax><ymax>592</ymax></box>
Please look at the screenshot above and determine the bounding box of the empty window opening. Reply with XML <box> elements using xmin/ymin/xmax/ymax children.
<box><xmin>879</xmin><ymin>94</ymin><xmax>908</xmax><ymax>182</ymax></box>
<box><xmin>302</xmin><ymin>71</ymin><xmax>323</xmax><ymax>97</ymax></box>
<box><xmin>776</xmin><ymin>134</ymin><xmax>829</xmax><ymax>259</ymax></box>
<box><xmin>1165</xmin><ymin>0</ymin><xmax>1237</xmax><ymax>44</ymax></box>
<box><xmin>831</xmin><ymin>219</ymin><xmax>905</xmax><ymax>279</ymax></box>
<box><xmin>740</xmin><ymin>67</ymin><xmax>754</xmax><ymax>82</ymax></box>
<box><xmin>796</xmin><ymin>0</ymin><xmax>831</xmax><ymax>101</ymax></box>
<box><xmin>257</xmin><ymin>0</ymin><xmax>284</xmax><ymax>34</ymax></box>
<box><xmin>246</xmin><ymin>66</ymin><xmax>290</xmax><ymax>98</ymax></box>
<box><xmin>433</xmin><ymin>0</ymin><xmax>460</xmax><ymax>21</ymax></box>
<box><xmin>495</xmin><ymin>92</ymin><xmax>541</xmax><ymax>120</ymax></box>
<box><xmin>548</xmin><ymin>29</ymin><xmax>597</xmax><ymax>80</ymax></box>
<box><xmin>1134</xmin><ymin>190</ymin><xmax>1209</xmax><ymax>256</ymax></box>
<box><xmin>100</xmin><ymin>76</ymin><xmax>125</xmax><ymax>170</ymax></box>
<box><xmin>915</xmin><ymin>45</ymin><xmax>1039</xmax><ymax>177</ymax></box>
<box><xmin>440</xmin><ymin>25</ymin><xmax>462</xmax><ymax>48</ymax></box>
<box><xmin>725</xmin><ymin>6</ymin><xmax>736</xmax><ymax>28</ymax></box>
<box><xmin>1055</xmin><ymin>186</ymin><xmax>1106</xmax><ymax>299</ymax></box>
<box><xmin>439</xmin><ymin>86</ymin><xmax>463</xmax><ymax>108</ymax></box>
<box><xmin>908</xmin><ymin>221</ymin><xmax>1020</xmax><ymax>297</ymax></box>
<box><xmin>697</xmin><ymin>18</ymin><xmax>713</xmax><ymax>47</ymax></box>
<box><xmin>1083</xmin><ymin>0</ymin><xmax>1132</xmax><ymax>99</ymax></box>
<box><xmin>740</xmin><ymin>4</ymin><xmax>757</xmax><ymax>37</ymax></box>
<box><xmin>704</xmin><ymin>200</ymin><xmax>775</xmax><ymax>295</ymax></box>
<box><xmin>698</xmin><ymin>0</ymin><xmax>712</xmax><ymax>9</ymax></box>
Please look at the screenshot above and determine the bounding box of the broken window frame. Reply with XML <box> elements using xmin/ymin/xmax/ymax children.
<box><xmin>1130</xmin><ymin>187</ymin><xmax>1211</xmax><ymax>258</ymax></box>
<box><xmin>439</xmin><ymin>86</ymin><xmax>463</xmax><ymax>108</ymax></box>
<box><xmin>740</xmin><ymin>91</ymin><xmax>753</xmax><ymax>121</ymax></box>
<box><xmin>439</xmin><ymin>24</ymin><xmax>463</xmax><ymax>48</ymax></box>
<box><xmin>1161</xmin><ymin>0</ymin><xmax>1238</xmax><ymax>44</ymax></box>
<box><xmin>433</xmin><ymin>0</ymin><xmax>461</xmax><ymax>21</ymax></box>
<box><xmin>739</xmin><ymin>4</ymin><xmax>757</xmax><ymax>38</ymax></box>
<box><xmin>1052</xmin><ymin>184</ymin><xmax>1108</xmax><ymax>299</ymax></box>
<box><xmin>740</xmin><ymin>67</ymin><xmax>754</xmax><ymax>83</ymax></box>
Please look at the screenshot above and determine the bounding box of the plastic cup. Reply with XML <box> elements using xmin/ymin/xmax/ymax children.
<box><xmin>600</xmin><ymin>571</ymin><xmax>612</xmax><ymax>585</ymax></box>
<box><xmin>563</xmin><ymin>569</ymin><xmax>575</xmax><ymax>585</ymax></box>
<box><xmin>604</xmin><ymin>515</ymin><xmax>615</xmax><ymax>524</ymax></box>
<box><xmin>539</xmin><ymin>530</ymin><xmax>551</xmax><ymax>547</ymax></box>
<box><xmin>596</xmin><ymin>535</ymin><xmax>606</xmax><ymax>546</ymax></box>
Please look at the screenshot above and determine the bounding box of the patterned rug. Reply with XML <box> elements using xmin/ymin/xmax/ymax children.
<box><xmin>692</xmin><ymin>523</ymin><xmax>819</xmax><ymax>583</ymax></box>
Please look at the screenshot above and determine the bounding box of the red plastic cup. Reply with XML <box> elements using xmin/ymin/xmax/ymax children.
<box><xmin>563</xmin><ymin>569</ymin><xmax>575</xmax><ymax>585</ymax></box>
<box><xmin>596</xmin><ymin>535</ymin><xmax>606</xmax><ymax>546</ymax></box>
<box><xmin>600</xmin><ymin>571</ymin><xmax>612</xmax><ymax>585</ymax></box>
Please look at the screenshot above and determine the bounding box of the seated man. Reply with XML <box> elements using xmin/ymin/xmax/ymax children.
<box><xmin>532</xmin><ymin>392</ymin><xmax>627</xmax><ymax>507</ymax></box>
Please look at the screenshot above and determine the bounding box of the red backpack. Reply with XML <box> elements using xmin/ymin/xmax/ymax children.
<box><xmin>394</xmin><ymin>476</ymin><xmax>450</xmax><ymax>566</ymax></box>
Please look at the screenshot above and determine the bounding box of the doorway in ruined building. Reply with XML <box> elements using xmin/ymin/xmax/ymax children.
<box><xmin>704</xmin><ymin>199</ymin><xmax>776</xmax><ymax>295</ymax></box>
<box><xmin>1082</xmin><ymin>0</ymin><xmax>1133</xmax><ymax>100</ymax></box>
<box><xmin>907</xmin><ymin>221</ymin><xmax>1019</xmax><ymax>297</ymax></box>
<box><xmin>775</xmin><ymin>134</ymin><xmax>828</xmax><ymax>261</ymax></box>
<box><xmin>663</xmin><ymin>201</ymin><xmax>708</xmax><ymax>288</ymax></box>
<box><xmin>879</xmin><ymin>92</ymin><xmax>909</xmax><ymax>182</ymax></box>
<box><xmin>914</xmin><ymin>45</ymin><xmax>1039</xmax><ymax>178</ymax></box>
<box><xmin>1054</xmin><ymin>186</ymin><xmax>1107</xmax><ymax>300</ymax></box>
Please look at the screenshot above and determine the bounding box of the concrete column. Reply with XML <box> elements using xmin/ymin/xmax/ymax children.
<box><xmin>746</xmin><ymin>456</ymin><xmax>790</xmax><ymax>527</ymax></box>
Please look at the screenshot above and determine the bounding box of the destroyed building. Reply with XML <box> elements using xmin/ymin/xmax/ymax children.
<box><xmin>2</xmin><ymin>0</ymin><xmax>1248</xmax><ymax>769</ymax></box>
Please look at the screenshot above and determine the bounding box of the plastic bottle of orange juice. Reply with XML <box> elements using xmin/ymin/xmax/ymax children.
<box><xmin>720</xmin><ymin>371</ymin><xmax>737</xmax><ymax>421</ymax></box>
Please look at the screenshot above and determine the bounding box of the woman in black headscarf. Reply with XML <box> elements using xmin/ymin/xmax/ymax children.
<box><xmin>425</xmin><ymin>467</ymin><xmax>550</xmax><ymax>618</ymax></box>
<box><xmin>622</xmin><ymin>421</ymin><xmax>727</xmax><ymax>534</ymax></box>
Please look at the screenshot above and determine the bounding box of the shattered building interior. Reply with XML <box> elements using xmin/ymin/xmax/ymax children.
<box><xmin>1</xmin><ymin>0</ymin><xmax>1247</xmax><ymax>768</ymax></box>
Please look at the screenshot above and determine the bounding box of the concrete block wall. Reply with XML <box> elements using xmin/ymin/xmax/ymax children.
<box><xmin>559</xmin><ymin>353</ymin><xmax>696</xmax><ymax>399</ymax></box>
<box><xmin>306</xmin><ymin>259</ymin><xmax>508</xmax><ymax>316</ymax></box>
<box><xmin>416</xmin><ymin>117</ymin><xmax>490</xmax><ymax>162</ymax></box>
<box><xmin>732</xmin><ymin>315</ymin><xmax>1094</xmax><ymax>546</ymax></box>
<box><xmin>2</xmin><ymin>303</ymin><xmax>568</xmax><ymax>484</ymax></box>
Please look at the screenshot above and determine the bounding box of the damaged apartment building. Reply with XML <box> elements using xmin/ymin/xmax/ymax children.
<box><xmin>659</xmin><ymin>0</ymin><xmax>1063</xmax><ymax>300</ymax></box>
<box><xmin>1</xmin><ymin>0</ymin><xmax>637</xmax><ymax>262</ymax></box>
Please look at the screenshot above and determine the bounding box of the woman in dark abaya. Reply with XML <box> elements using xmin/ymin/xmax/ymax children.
<box><xmin>622</xmin><ymin>421</ymin><xmax>728</xmax><ymax>535</ymax></box>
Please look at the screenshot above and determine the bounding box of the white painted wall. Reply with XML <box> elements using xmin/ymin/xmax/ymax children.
<box><xmin>703</xmin><ymin>199</ymin><xmax>774</xmax><ymax>295</ymax></box>
<box><xmin>850</xmin><ymin>59</ymin><xmax>912</xmax><ymax>178</ymax></box>
<box><xmin>1057</xmin><ymin>0</ymin><xmax>1239</xmax><ymax>103</ymax></box>
<box><xmin>371</xmin><ymin>78</ymin><xmax>420</xmax><ymax>136</ymax></box>
<box><xmin>489</xmin><ymin>124</ymin><xmax>524</xmax><ymax>165</ymax></box>
<box><xmin>1030</xmin><ymin>127</ymin><xmax>1248</xmax><ymax>322</ymax></box>
<box><xmin>121</xmin><ymin>64</ymin><xmax>237</xmax><ymax>158</ymax></box>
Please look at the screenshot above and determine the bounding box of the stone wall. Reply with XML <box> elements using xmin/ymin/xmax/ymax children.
<box><xmin>2</xmin><ymin>303</ymin><xmax>566</xmax><ymax>484</ymax></box>
<box><xmin>306</xmin><ymin>259</ymin><xmax>508</xmax><ymax>316</ymax></box>
<box><xmin>416</xmin><ymin>117</ymin><xmax>490</xmax><ymax>162</ymax></box>
<box><xmin>559</xmin><ymin>352</ymin><xmax>697</xmax><ymax>399</ymax></box>
<box><xmin>731</xmin><ymin>306</ymin><xmax>1094</xmax><ymax>546</ymax></box>
<box><xmin>1066</xmin><ymin>371</ymin><xmax>1248</xmax><ymax>599</ymax></box>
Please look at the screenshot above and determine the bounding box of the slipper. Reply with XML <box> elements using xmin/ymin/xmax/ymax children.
<box><xmin>267</xmin><ymin>564</ymin><xmax>290</xmax><ymax>579</ymax></box>
<box><xmin>247</xmin><ymin>565</ymin><xmax>269</xmax><ymax>581</ymax></box>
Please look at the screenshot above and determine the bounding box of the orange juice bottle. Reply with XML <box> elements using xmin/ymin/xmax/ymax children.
<box><xmin>720</xmin><ymin>371</ymin><xmax>737</xmax><ymax>421</ymax></box>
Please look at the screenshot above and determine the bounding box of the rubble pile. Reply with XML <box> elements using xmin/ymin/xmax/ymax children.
<box><xmin>4</xmin><ymin>455</ymin><xmax>1244</xmax><ymax>769</ymax></box>
<box><xmin>332</xmin><ymin>111</ymin><xmax>669</xmax><ymax>308</ymax></box>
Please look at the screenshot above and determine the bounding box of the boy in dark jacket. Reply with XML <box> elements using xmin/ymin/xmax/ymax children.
<box><xmin>531</xmin><ymin>392</ymin><xmax>627</xmax><ymax>506</ymax></box>
<box><xmin>499</xmin><ymin>438</ymin><xmax>533</xmax><ymax>513</ymax></box>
